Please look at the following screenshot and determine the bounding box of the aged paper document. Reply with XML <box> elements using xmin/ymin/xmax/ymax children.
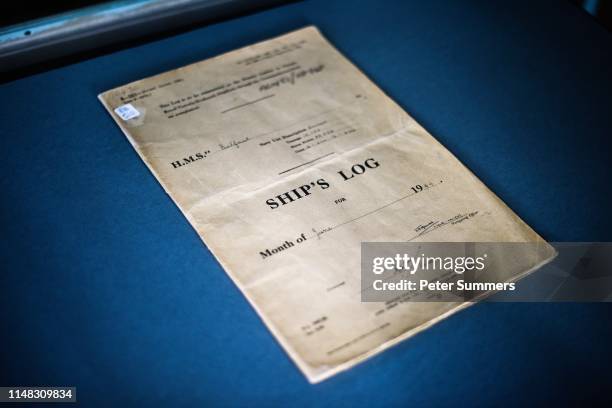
<box><xmin>99</xmin><ymin>26</ymin><xmax>555</xmax><ymax>382</ymax></box>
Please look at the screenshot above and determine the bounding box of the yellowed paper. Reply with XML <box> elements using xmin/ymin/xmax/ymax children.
<box><xmin>99</xmin><ymin>26</ymin><xmax>554</xmax><ymax>383</ymax></box>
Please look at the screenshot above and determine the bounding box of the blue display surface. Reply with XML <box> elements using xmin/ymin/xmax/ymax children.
<box><xmin>1</xmin><ymin>0</ymin><xmax>611</xmax><ymax>405</ymax></box>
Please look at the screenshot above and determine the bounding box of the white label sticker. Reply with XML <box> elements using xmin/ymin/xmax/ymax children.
<box><xmin>114</xmin><ymin>103</ymin><xmax>140</xmax><ymax>121</ymax></box>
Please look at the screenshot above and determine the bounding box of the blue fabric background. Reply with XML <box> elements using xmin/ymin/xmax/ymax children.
<box><xmin>1</xmin><ymin>0</ymin><xmax>611</xmax><ymax>405</ymax></box>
